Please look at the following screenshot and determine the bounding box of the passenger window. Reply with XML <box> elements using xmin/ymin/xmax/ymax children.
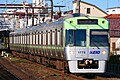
<box><xmin>48</xmin><ymin>32</ymin><xmax>50</xmax><ymax>45</ymax></box>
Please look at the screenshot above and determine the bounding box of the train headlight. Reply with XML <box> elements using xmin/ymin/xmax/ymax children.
<box><xmin>102</xmin><ymin>51</ymin><xmax>106</xmax><ymax>54</ymax></box>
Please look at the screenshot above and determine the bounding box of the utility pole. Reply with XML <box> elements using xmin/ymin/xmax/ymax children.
<box><xmin>76</xmin><ymin>0</ymin><xmax>80</xmax><ymax>13</ymax></box>
<box><xmin>50</xmin><ymin>0</ymin><xmax>53</xmax><ymax>20</ymax></box>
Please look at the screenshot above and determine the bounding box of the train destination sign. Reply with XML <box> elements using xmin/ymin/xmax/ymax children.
<box><xmin>77</xmin><ymin>19</ymin><xmax>98</xmax><ymax>25</ymax></box>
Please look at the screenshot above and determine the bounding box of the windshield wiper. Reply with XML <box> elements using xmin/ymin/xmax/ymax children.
<box><xmin>91</xmin><ymin>41</ymin><xmax>100</xmax><ymax>49</ymax></box>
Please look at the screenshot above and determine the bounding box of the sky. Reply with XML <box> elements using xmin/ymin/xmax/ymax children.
<box><xmin>0</xmin><ymin>0</ymin><xmax>120</xmax><ymax>12</ymax></box>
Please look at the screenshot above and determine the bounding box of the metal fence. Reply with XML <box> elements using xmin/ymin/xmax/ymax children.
<box><xmin>106</xmin><ymin>63</ymin><xmax>120</xmax><ymax>74</ymax></box>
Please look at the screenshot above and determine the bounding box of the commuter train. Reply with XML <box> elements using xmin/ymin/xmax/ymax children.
<box><xmin>10</xmin><ymin>16</ymin><xmax>110</xmax><ymax>73</ymax></box>
<box><xmin>0</xmin><ymin>30</ymin><xmax>10</xmax><ymax>52</ymax></box>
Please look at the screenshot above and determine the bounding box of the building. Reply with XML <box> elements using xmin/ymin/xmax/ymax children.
<box><xmin>0</xmin><ymin>0</ymin><xmax>50</xmax><ymax>29</ymax></box>
<box><xmin>73</xmin><ymin>1</ymin><xmax>108</xmax><ymax>17</ymax></box>
<box><xmin>105</xmin><ymin>14</ymin><xmax>120</xmax><ymax>55</ymax></box>
<box><xmin>107</xmin><ymin>7</ymin><xmax>120</xmax><ymax>14</ymax></box>
<box><xmin>33</xmin><ymin>0</ymin><xmax>45</xmax><ymax>6</ymax></box>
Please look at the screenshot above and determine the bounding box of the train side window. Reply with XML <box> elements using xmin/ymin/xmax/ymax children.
<box><xmin>55</xmin><ymin>29</ymin><xmax>57</xmax><ymax>46</ymax></box>
<box><xmin>32</xmin><ymin>33</ymin><xmax>33</xmax><ymax>45</ymax></box>
<box><xmin>43</xmin><ymin>32</ymin><xmax>46</xmax><ymax>45</ymax></box>
<box><xmin>33</xmin><ymin>33</ymin><xmax>35</xmax><ymax>45</ymax></box>
<box><xmin>20</xmin><ymin>34</ymin><xmax>22</xmax><ymax>44</ymax></box>
<box><xmin>17</xmin><ymin>35</ymin><xmax>18</xmax><ymax>44</ymax></box>
<box><xmin>28</xmin><ymin>33</ymin><xmax>30</xmax><ymax>45</ymax></box>
<box><xmin>57</xmin><ymin>30</ymin><xmax>61</xmax><ymax>45</ymax></box>
<box><xmin>16</xmin><ymin>35</ymin><xmax>18</xmax><ymax>44</ymax></box>
<box><xmin>22</xmin><ymin>34</ymin><xmax>23</xmax><ymax>44</ymax></box>
<box><xmin>30</xmin><ymin>33</ymin><xmax>32</xmax><ymax>45</ymax></box>
<box><xmin>36</xmin><ymin>32</ymin><xmax>38</xmax><ymax>45</ymax></box>
<box><xmin>15</xmin><ymin>35</ymin><xmax>17</xmax><ymax>44</ymax></box>
<box><xmin>22</xmin><ymin>34</ymin><xmax>24</xmax><ymax>44</ymax></box>
<box><xmin>18</xmin><ymin>35</ymin><xmax>19</xmax><ymax>44</ymax></box>
<box><xmin>35</xmin><ymin>33</ymin><xmax>36</xmax><ymax>45</ymax></box>
<box><xmin>20</xmin><ymin>35</ymin><xmax>21</xmax><ymax>44</ymax></box>
<box><xmin>24</xmin><ymin>34</ymin><xmax>26</xmax><ymax>44</ymax></box>
<box><xmin>41</xmin><ymin>31</ymin><xmax>43</xmax><ymax>45</ymax></box>
<box><xmin>52</xmin><ymin>30</ymin><xmax>55</xmax><ymax>45</ymax></box>
<box><xmin>14</xmin><ymin>36</ymin><xmax>15</xmax><ymax>44</ymax></box>
<box><xmin>61</xmin><ymin>28</ymin><xmax>63</xmax><ymax>46</ymax></box>
<box><xmin>12</xmin><ymin>35</ymin><xmax>14</xmax><ymax>44</ymax></box>
<box><xmin>10</xmin><ymin>36</ymin><xmax>12</xmax><ymax>44</ymax></box>
<box><xmin>43</xmin><ymin>33</ymin><xmax>45</xmax><ymax>45</ymax></box>
<box><xmin>21</xmin><ymin>34</ymin><xmax>23</xmax><ymax>44</ymax></box>
<box><xmin>45</xmin><ymin>33</ymin><xmax>47</xmax><ymax>45</ymax></box>
<box><xmin>39</xmin><ymin>32</ymin><xmax>41</xmax><ymax>45</ymax></box>
<box><xmin>50</xmin><ymin>30</ymin><xmax>52</xmax><ymax>45</ymax></box>
<box><xmin>48</xmin><ymin>32</ymin><xmax>50</xmax><ymax>45</ymax></box>
<box><xmin>19</xmin><ymin>34</ymin><xmax>20</xmax><ymax>44</ymax></box>
<box><xmin>26</xmin><ymin>34</ymin><xmax>27</xmax><ymax>44</ymax></box>
<box><xmin>25</xmin><ymin>34</ymin><xmax>26</xmax><ymax>44</ymax></box>
<box><xmin>46</xmin><ymin>31</ymin><xmax>48</xmax><ymax>46</ymax></box>
<box><xmin>16</xmin><ymin>35</ymin><xmax>17</xmax><ymax>44</ymax></box>
<box><xmin>26</xmin><ymin>34</ymin><xmax>29</xmax><ymax>44</ymax></box>
<box><xmin>24</xmin><ymin>34</ymin><xmax>25</xmax><ymax>44</ymax></box>
<box><xmin>38</xmin><ymin>32</ymin><xmax>39</xmax><ymax>44</ymax></box>
<box><xmin>14</xmin><ymin>35</ymin><xmax>15</xmax><ymax>44</ymax></box>
<box><xmin>19</xmin><ymin>34</ymin><xmax>21</xmax><ymax>44</ymax></box>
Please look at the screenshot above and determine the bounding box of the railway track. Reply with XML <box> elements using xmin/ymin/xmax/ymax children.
<box><xmin>1</xmin><ymin>54</ymin><xmax>120</xmax><ymax>80</ymax></box>
<box><xmin>0</xmin><ymin>63</ymin><xmax>19</xmax><ymax>80</ymax></box>
<box><xmin>0</xmin><ymin>56</ymin><xmax>38</xmax><ymax>80</ymax></box>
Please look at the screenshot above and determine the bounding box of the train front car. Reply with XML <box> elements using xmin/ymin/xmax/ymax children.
<box><xmin>64</xmin><ymin>17</ymin><xmax>109</xmax><ymax>73</ymax></box>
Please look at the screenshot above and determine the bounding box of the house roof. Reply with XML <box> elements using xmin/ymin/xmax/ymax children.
<box><xmin>72</xmin><ymin>0</ymin><xmax>108</xmax><ymax>15</ymax></box>
<box><xmin>105</xmin><ymin>14</ymin><xmax>120</xmax><ymax>36</ymax></box>
<box><xmin>104</xmin><ymin>14</ymin><xmax>120</xmax><ymax>18</ymax></box>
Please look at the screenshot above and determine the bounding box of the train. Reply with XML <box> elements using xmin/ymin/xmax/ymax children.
<box><xmin>0</xmin><ymin>29</ymin><xmax>10</xmax><ymax>52</ymax></box>
<box><xmin>9</xmin><ymin>15</ymin><xmax>110</xmax><ymax>73</ymax></box>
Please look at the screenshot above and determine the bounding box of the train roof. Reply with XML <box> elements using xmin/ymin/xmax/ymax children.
<box><xmin>10</xmin><ymin>14</ymin><xmax>109</xmax><ymax>35</ymax></box>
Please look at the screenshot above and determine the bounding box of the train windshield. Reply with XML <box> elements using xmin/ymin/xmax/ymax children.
<box><xmin>90</xmin><ymin>30</ymin><xmax>109</xmax><ymax>47</ymax></box>
<box><xmin>66</xmin><ymin>29</ymin><xmax>86</xmax><ymax>46</ymax></box>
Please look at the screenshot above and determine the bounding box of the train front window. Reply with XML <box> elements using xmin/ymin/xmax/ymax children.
<box><xmin>90</xmin><ymin>30</ymin><xmax>109</xmax><ymax>47</ymax></box>
<box><xmin>66</xmin><ymin>30</ymin><xmax>86</xmax><ymax>46</ymax></box>
<box><xmin>75</xmin><ymin>30</ymin><xmax>86</xmax><ymax>46</ymax></box>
